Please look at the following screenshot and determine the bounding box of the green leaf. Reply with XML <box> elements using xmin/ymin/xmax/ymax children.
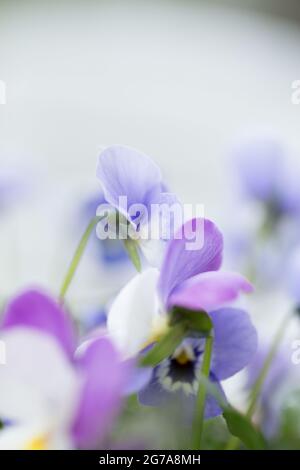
<box><xmin>170</xmin><ymin>306</ymin><xmax>212</xmax><ymax>337</ymax></box>
<box><xmin>140</xmin><ymin>323</ymin><xmax>188</xmax><ymax>367</ymax></box>
<box><xmin>223</xmin><ymin>408</ymin><xmax>267</xmax><ymax>450</ymax></box>
<box><xmin>123</xmin><ymin>239</ymin><xmax>141</xmax><ymax>272</ymax></box>
<box><xmin>194</xmin><ymin>377</ymin><xmax>266</xmax><ymax>450</ymax></box>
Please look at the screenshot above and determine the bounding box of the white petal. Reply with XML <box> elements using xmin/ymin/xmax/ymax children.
<box><xmin>0</xmin><ymin>425</ymin><xmax>73</xmax><ymax>450</ymax></box>
<box><xmin>0</xmin><ymin>328</ymin><xmax>80</xmax><ymax>428</ymax></box>
<box><xmin>0</xmin><ymin>426</ymin><xmax>38</xmax><ymax>450</ymax></box>
<box><xmin>139</xmin><ymin>237</ymin><xmax>166</xmax><ymax>268</ymax></box>
<box><xmin>107</xmin><ymin>268</ymin><xmax>160</xmax><ymax>357</ymax></box>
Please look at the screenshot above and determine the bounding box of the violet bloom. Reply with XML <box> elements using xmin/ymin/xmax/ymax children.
<box><xmin>107</xmin><ymin>218</ymin><xmax>257</xmax><ymax>417</ymax></box>
<box><xmin>96</xmin><ymin>145</ymin><xmax>180</xmax><ymax>266</ymax></box>
<box><xmin>0</xmin><ymin>290</ymin><xmax>129</xmax><ymax>449</ymax></box>
<box><xmin>234</xmin><ymin>137</ymin><xmax>300</xmax><ymax>219</ymax></box>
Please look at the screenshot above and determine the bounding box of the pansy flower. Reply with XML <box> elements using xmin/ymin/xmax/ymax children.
<box><xmin>107</xmin><ymin>218</ymin><xmax>257</xmax><ymax>417</ymax></box>
<box><xmin>0</xmin><ymin>289</ymin><xmax>130</xmax><ymax>449</ymax></box>
<box><xmin>96</xmin><ymin>145</ymin><xmax>181</xmax><ymax>267</ymax></box>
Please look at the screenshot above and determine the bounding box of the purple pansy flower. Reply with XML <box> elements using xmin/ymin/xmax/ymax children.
<box><xmin>234</xmin><ymin>137</ymin><xmax>300</xmax><ymax>218</ymax></box>
<box><xmin>96</xmin><ymin>145</ymin><xmax>180</xmax><ymax>267</ymax></box>
<box><xmin>139</xmin><ymin>308</ymin><xmax>256</xmax><ymax>418</ymax></box>
<box><xmin>0</xmin><ymin>289</ymin><xmax>130</xmax><ymax>449</ymax></box>
<box><xmin>107</xmin><ymin>218</ymin><xmax>257</xmax><ymax>417</ymax></box>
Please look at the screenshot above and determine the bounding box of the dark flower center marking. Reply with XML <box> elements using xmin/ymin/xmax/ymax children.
<box><xmin>156</xmin><ymin>342</ymin><xmax>203</xmax><ymax>395</ymax></box>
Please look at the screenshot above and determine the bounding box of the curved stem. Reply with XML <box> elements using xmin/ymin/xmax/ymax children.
<box><xmin>226</xmin><ymin>314</ymin><xmax>291</xmax><ymax>450</ymax></box>
<box><xmin>246</xmin><ymin>316</ymin><xmax>288</xmax><ymax>418</ymax></box>
<box><xmin>59</xmin><ymin>215</ymin><xmax>103</xmax><ymax>302</ymax></box>
<box><xmin>192</xmin><ymin>335</ymin><xmax>213</xmax><ymax>450</ymax></box>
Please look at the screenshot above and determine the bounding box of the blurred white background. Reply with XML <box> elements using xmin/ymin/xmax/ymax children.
<box><xmin>0</xmin><ymin>0</ymin><xmax>300</xmax><ymax>298</ymax></box>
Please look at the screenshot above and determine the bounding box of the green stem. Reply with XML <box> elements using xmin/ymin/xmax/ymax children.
<box><xmin>192</xmin><ymin>335</ymin><xmax>213</xmax><ymax>450</ymax></box>
<box><xmin>59</xmin><ymin>215</ymin><xmax>103</xmax><ymax>301</ymax></box>
<box><xmin>247</xmin><ymin>316</ymin><xmax>289</xmax><ymax>418</ymax></box>
<box><xmin>226</xmin><ymin>314</ymin><xmax>291</xmax><ymax>450</ymax></box>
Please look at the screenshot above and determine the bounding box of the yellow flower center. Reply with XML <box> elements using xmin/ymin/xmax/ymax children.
<box><xmin>175</xmin><ymin>349</ymin><xmax>191</xmax><ymax>365</ymax></box>
<box><xmin>24</xmin><ymin>434</ymin><xmax>48</xmax><ymax>450</ymax></box>
<box><xmin>142</xmin><ymin>315</ymin><xmax>169</xmax><ymax>349</ymax></box>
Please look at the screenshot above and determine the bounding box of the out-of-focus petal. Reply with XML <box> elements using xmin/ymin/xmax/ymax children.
<box><xmin>123</xmin><ymin>362</ymin><xmax>152</xmax><ymax>395</ymax></box>
<box><xmin>71</xmin><ymin>337</ymin><xmax>129</xmax><ymax>449</ymax></box>
<box><xmin>0</xmin><ymin>425</ymin><xmax>73</xmax><ymax>450</ymax></box>
<box><xmin>1</xmin><ymin>289</ymin><xmax>76</xmax><ymax>358</ymax></box>
<box><xmin>234</xmin><ymin>137</ymin><xmax>283</xmax><ymax>202</ymax></box>
<box><xmin>0</xmin><ymin>328</ymin><xmax>79</xmax><ymax>426</ymax></box>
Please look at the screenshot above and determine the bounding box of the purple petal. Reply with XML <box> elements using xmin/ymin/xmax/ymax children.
<box><xmin>149</xmin><ymin>192</ymin><xmax>183</xmax><ymax>242</ymax></box>
<box><xmin>0</xmin><ymin>167</ymin><xmax>32</xmax><ymax>212</ymax></box>
<box><xmin>72</xmin><ymin>337</ymin><xmax>129</xmax><ymax>449</ymax></box>
<box><xmin>167</xmin><ymin>271</ymin><xmax>253</xmax><ymax>311</ymax></box>
<box><xmin>96</xmin><ymin>145</ymin><xmax>162</xmax><ymax>220</ymax></box>
<box><xmin>1</xmin><ymin>289</ymin><xmax>76</xmax><ymax>358</ymax></box>
<box><xmin>203</xmin><ymin>377</ymin><xmax>225</xmax><ymax>419</ymax></box>
<box><xmin>123</xmin><ymin>363</ymin><xmax>152</xmax><ymax>395</ymax></box>
<box><xmin>210</xmin><ymin>308</ymin><xmax>258</xmax><ymax>380</ymax></box>
<box><xmin>138</xmin><ymin>369</ymin><xmax>171</xmax><ymax>407</ymax></box>
<box><xmin>158</xmin><ymin>218</ymin><xmax>223</xmax><ymax>307</ymax></box>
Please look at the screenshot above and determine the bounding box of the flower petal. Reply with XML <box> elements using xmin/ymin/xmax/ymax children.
<box><xmin>71</xmin><ymin>337</ymin><xmax>129</xmax><ymax>448</ymax></box>
<box><xmin>0</xmin><ymin>328</ymin><xmax>79</xmax><ymax>426</ymax></box>
<box><xmin>158</xmin><ymin>218</ymin><xmax>223</xmax><ymax>306</ymax></box>
<box><xmin>0</xmin><ymin>425</ymin><xmax>44</xmax><ymax>451</ymax></box>
<box><xmin>107</xmin><ymin>268</ymin><xmax>160</xmax><ymax>357</ymax></box>
<box><xmin>138</xmin><ymin>370</ymin><xmax>224</xmax><ymax>419</ymax></box>
<box><xmin>210</xmin><ymin>308</ymin><xmax>258</xmax><ymax>380</ymax></box>
<box><xmin>1</xmin><ymin>289</ymin><xmax>76</xmax><ymax>358</ymax></box>
<box><xmin>123</xmin><ymin>362</ymin><xmax>152</xmax><ymax>395</ymax></box>
<box><xmin>168</xmin><ymin>271</ymin><xmax>253</xmax><ymax>311</ymax></box>
<box><xmin>203</xmin><ymin>377</ymin><xmax>225</xmax><ymax>419</ymax></box>
<box><xmin>138</xmin><ymin>371</ymin><xmax>173</xmax><ymax>406</ymax></box>
<box><xmin>96</xmin><ymin>145</ymin><xmax>162</xmax><ymax>220</ymax></box>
